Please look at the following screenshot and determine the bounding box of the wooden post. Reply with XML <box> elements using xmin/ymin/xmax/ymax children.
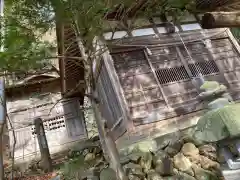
<box><xmin>34</xmin><ymin>118</ymin><xmax>52</xmax><ymax>172</ymax></box>
<box><xmin>201</xmin><ymin>11</ymin><xmax>240</xmax><ymax>29</ymax></box>
<box><xmin>0</xmin><ymin>136</ymin><xmax>3</xmax><ymax>180</ymax></box>
<box><xmin>92</xmin><ymin>100</ymin><xmax>127</xmax><ymax>180</ymax></box>
<box><xmin>0</xmin><ymin>78</ymin><xmax>6</xmax><ymax>180</ymax></box>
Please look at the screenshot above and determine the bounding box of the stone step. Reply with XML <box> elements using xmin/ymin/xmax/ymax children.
<box><xmin>226</xmin><ymin>159</ymin><xmax>240</xmax><ymax>170</ymax></box>
<box><xmin>220</xmin><ymin>147</ymin><xmax>240</xmax><ymax>170</ymax></box>
<box><xmin>221</xmin><ymin>164</ymin><xmax>240</xmax><ymax>180</ymax></box>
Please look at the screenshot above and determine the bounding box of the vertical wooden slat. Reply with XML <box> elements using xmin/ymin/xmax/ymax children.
<box><xmin>143</xmin><ymin>49</ymin><xmax>170</xmax><ymax>108</ymax></box>
<box><xmin>103</xmin><ymin>48</ymin><xmax>134</xmax><ymax>131</ymax></box>
<box><xmin>227</xmin><ymin>29</ymin><xmax>240</xmax><ymax>56</ymax></box>
<box><xmin>55</xmin><ymin>21</ymin><xmax>66</xmax><ymax>94</ymax></box>
<box><xmin>176</xmin><ymin>47</ymin><xmax>194</xmax><ymax>78</ymax></box>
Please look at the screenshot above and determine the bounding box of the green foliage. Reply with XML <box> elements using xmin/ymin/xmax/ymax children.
<box><xmin>0</xmin><ymin>0</ymin><xmax>195</xmax><ymax>72</ymax></box>
<box><xmin>0</xmin><ymin>0</ymin><xmax>55</xmax><ymax>72</ymax></box>
<box><xmin>231</xmin><ymin>28</ymin><xmax>240</xmax><ymax>41</ymax></box>
<box><xmin>50</xmin><ymin>0</ymin><xmax>194</xmax><ymax>49</ymax></box>
<box><xmin>59</xmin><ymin>155</ymin><xmax>85</xmax><ymax>180</ymax></box>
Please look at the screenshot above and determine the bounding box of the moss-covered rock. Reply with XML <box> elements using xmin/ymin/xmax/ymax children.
<box><xmin>100</xmin><ymin>168</ymin><xmax>117</xmax><ymax>180</ymax></box>
<box><xmin>200</xmin><ymin>81</ymin><xmax>221</xmax><ymax>91</ymax></box>
<box><xmin>207</xmin><ymin>98</ymin><xmax>231</xmax><ymax>110</ymax></box>
<box><xmin>194</xmin><ymin>103</ymin><xmax>240</xmax><ymax>142</ymax></box>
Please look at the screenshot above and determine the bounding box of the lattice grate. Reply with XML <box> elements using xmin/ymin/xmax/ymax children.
<box><xmin>155</xmin><ymin>66</ymin><xmax>190</xmax><ymax>84</ymax></box>
<box><xmin>31</xmin><ymin>116</ymin><xmax>66</xmax><ymax>136</ymax></box>
<box><xmin>189</xmin><ymin>60</ymin><xmax>219</xmax><ymax>77</ymax></box>
<box><xmin>155</xmin><ymin>60</ymin><xmax>219</xmax><ymax>85</ymax></box>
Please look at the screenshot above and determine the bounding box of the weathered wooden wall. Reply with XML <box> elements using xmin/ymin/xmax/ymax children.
<box><xmin>99</xmin><ymin>28</ymin><xmax>240</xmax><ymax>143</ymax></box>
<box><xmin>6</xmin><ymin>78</ymin><xmax>87</xmax><ymax>162</ymax></box>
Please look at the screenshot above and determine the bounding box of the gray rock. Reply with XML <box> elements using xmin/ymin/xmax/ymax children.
<box><xmin>181</xmin><ymin>143</ymin><xmax>199</xmax><ymax>157</ymax></box>
<box><xmin>91</xmin><ymin>135</ymin><xmax>100</xmax><ymax>142</ymax></box>
<box><xmin>80</xmin><ymin>167</ymin><xmax>100</xmax><ymax>180</ymax></box>
<box><xmin>199</xmin><ymin>155</ymin><xmax>220</xmax><ymax>170</ymax></box>
<box><xmin>87</xmin><ymin>176</ymin><xmax>99</xmax><ymax>180</ymax></box>
<box><xmin>147</xmin><ymin>170</ymin><xmax>163</xmax><ymax>180</ymax></box>
<box><xmin>153</xmin><ymin>154</ymin><xmax>173</xmax><ymax>176</ymax></box>
<box><xmin>127</xmin><ymin>140</ymin><xmax>158</xmax><ymax>154</ymax></box>
<box><xmin>93</xmin><ymin>146</ymin><xmax>102</xmax><ymax>154</ymax></box>
<box><xmin>174</xmin><ymin>170</ymin><xmax>196</xmax><ymax>180</ymax></box>
<box><xmin>192</xmin><ymin>164</ymin><xmax>218</xmax><ymax>180</ymax></box>
<box><xmin>83</xmin><ymin>149</ymin><xmax>90</xmax><ymax>156</ymax></box>
<box><xmin>128</xmin><ymin>174</ymin><xmax>142</xmax><ymax>180</ymax></box>
<box><xmin>84</xmin><ymin>153</ymin><xmax>96</xmax><ymax>161</ymax></box>
<box><xmin>181</xmin><ymin>132</ymin><xmax>205</xmax><ymax>147</ymax></box>
<box><xmin>155</xmin><ymin>150</ymin><xmax>169</xmax><ymax>159</ymax></box>
<box><xmin>187</xmin><ymin>154</ymin><xmax>201</xmax><ymax>166</ymax></box>
<box><xmin>128</xmin><ymin>152</ymin><xmax>143</xmax><ymax>163</ymax></box>
<box><xmin>100</xmin><ymin>168</ymin><xmax>117</xmax><ymax>180</ymax></box>
<box><xmin>139</xmin><ymin>152</ymin><xmax>153</xmax><ymax>173</ymax></box>
<box><xmin>198</xmin><ymin>144</ymin><xmax>217</xmax><ymax>161</ymax></box>
<box><xmin>162</xmin><ymin>175</ymin><xmax>183</xmax><ymax>180</ymax></box>
<box><xmin>120</xmin><ymin>156</ymin><xmax>131</xmax><ymax>166</ymax></box>
<box><xmin>94</xmin><ymin>161</ymin><xmax>108</xmax><ymax>171</ymax></box>
<box><xmin>173</xmin><ymin>153</ymin><xmax>194</xmax><ymax>176</ymax></box>
<box><xmin>207</xmin><ymin>98</ymin><xmax>230</xmax><ymax>110</ymax></box>
<box><xmin>124</xmin><ymin>163</ymin><xmax>144</xmax><ymax>177</ymax></box>
<box><xmin>165</xmin><ymin>136</ymin><xmax>183</xmax><ymax>157</ymax></box>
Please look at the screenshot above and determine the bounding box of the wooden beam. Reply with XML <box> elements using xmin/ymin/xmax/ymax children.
<box><xmin>34</xmin><ymin>118</ymin><xmax>53</xmax><ymax>172</ymax></box>
<box><xmin>201</xmin><ymin>11</ymin><xmax>240</xmax><ymax>29</ymax></box>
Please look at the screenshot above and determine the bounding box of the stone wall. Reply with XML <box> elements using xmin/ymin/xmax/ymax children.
<box><xmin>59</xmin><ymin>128</ymin><xmax>223</xmax><ymax>180</ymax></box>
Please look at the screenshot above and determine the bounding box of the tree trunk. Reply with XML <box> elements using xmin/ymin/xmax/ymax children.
<box><xmin>201</xmin><ymin>11</ymin><xmax>240</xmax><ymax>29</ymax></box>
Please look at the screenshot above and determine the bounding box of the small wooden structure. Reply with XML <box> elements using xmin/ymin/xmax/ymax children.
<box><xmin>93</xmin><ymin>15</ymin><xmax>240</xmax><ymax>148</ymax></box>
<box><xmin>6</xmin><ymin>73</ymin><xmax>87</xmax><ymax>162</ymax></box>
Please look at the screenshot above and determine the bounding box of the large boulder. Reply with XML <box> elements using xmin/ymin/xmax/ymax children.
<box><xmin>199</xmin><ymin>156</ymin><xmax>220</xmax><ymax>170</ymax></box>
<box><xmin>192</xmin><ymin>164</ymin><xmax>218</xmax><ymax>180</ymax></box>
<box><xmin>165</xmin><ymin>136</ymin><xmax>183</xmax><ymax>157</ymax></box>
<box><xmin>181</xmin><ymin>143</ymin><xmax>199</xmax><ymax>157</ymax></box>
<box><xmin>139</xmin><ymin>152</ymin><xmax>153</xmax><ymax>173</ymax></box>
<box><xmin>123</xmin><ymin>140</ymin><xmax>158</xmax><ymax>155</ymax></box>
<box><xmin>100</xmin><ymin>168</ymin><xmax>117</xmax><ymax>180</ymax></box>
<box><xmin>195</xmin><ymin>103</ymin><xmax>240</xmax><ymax>143</ymax></box>
<box><xmin>123</xmin><ymin>163</ymin><xmax>144</xmax><ymax>178</ymax></box>
<box><xmin>200</xmin><ymin>81</ymin><xmax>221</xmax><ymax>91</ymax></box>
<box><xmin>198</xmin><ymin>144</ymin><xmax>217</xmax><ymax>161</ymax></box>
<box><xmin>153</xmin><ymin>153</ymin><xmax>173</xmax><ymax>176</ymax></box>
<box><xmin>84</xmin><ymin>153</ymin><xmax>96</xmax><ymax>162</ymax></box>
<box><xmin>207</xmin><ymin>98</ymin><xmax>230</xmax><ymax>110</ymax></box>
<box><xmin>194</xmin><ymin>108</ymin><xmax>229</xmax><ymax>143</ymax></box>
<box><xmin>128</xmin><ymin>174</ymin><xmax>142</xmax><ymax>180</ymax></box>
<box><xmin>173</xmin><ymin>153</ymin><xmax>194</xmax><ymax>176</ymax></box>
<box><xmin>173</xmin><ymin>169</ymin><xmax>196</xmax><ymax>180</ymax></box>
<box><xmin>147</xmin><ymin>170</ymin><xmax>163</xmax><ymax>180</ymax></box>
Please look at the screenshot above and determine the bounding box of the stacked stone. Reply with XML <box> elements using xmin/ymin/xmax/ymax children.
<box><xmin>194</xmin><ymin>81</ymin><xmax>240</xmax><ymax>178</ymax></box>
<box><xmin>198</xmin><ymin>81</ymin><xmax>232</xmax><ymax>110</ymax></box>
<box><xmin>117</xmin><ymin>134</ymin><xmax>222</xmax><ymax>180</ymax></box>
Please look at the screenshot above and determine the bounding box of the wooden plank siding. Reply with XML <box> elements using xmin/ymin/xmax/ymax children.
<box><xmin>107</xmin><ymin>28</ymin><xmax>240</xmax><ymax>126</ymax></box>
<box><xmin>96</xmin><ymin>58</ymin><xmax>127</xmax><ymax>140</ymax></box>
<box><xmin>56</xmin><ymin>23</ymin><xmax>85</xmax><ymax>102</ymax></box>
